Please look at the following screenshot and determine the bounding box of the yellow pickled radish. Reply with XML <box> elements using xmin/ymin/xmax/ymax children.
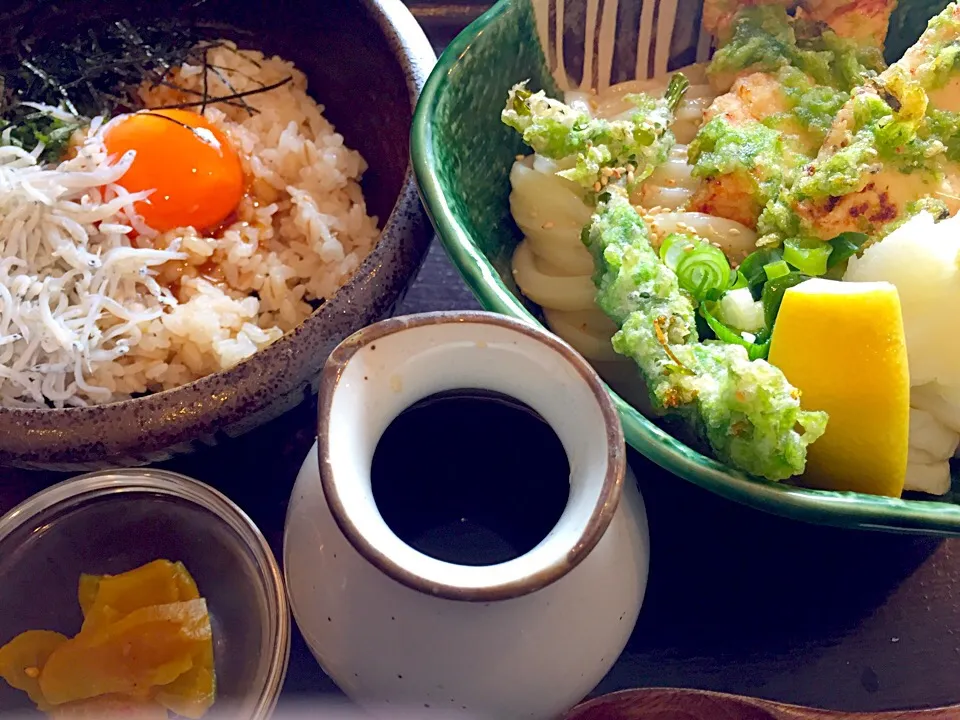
<box><xmin>0</xmin><ymin>560</ymin><xmax>216</xmax><ymax>718</ymax></box>
<box><xmin>47</xmin><ymin>694</ymin><xmax>168</xmax><ymax>719</ymax></box>
<box><xmin>0</xmin><ymin>630</ymin><xmax>68</xmax><ymax>710</ymax></box>
<box><xmin>39</xmin><ymin>599</ymin><xmax>211</xmax><ymax>705</ymax></box>
<box><xmin>767</xmin><ymin>278</ymin><xmax>910</xmax><ymax>496</ymax></box>
<box><xmin>83</xmin><ymin>559</ymin><xmax>183</xmax><ymax>618</ymax></box>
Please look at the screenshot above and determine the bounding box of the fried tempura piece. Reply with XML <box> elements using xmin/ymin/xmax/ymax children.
<box><xmin>688</xmin><ymin>69</ymin><xmax>829</xmax><ymax>227</ymax></box>
<box><xmin>690</xmin><ymin>1</ymin><xmax>893</xmax><ymax>231</ymax></box>
<box><xmin>704</xmin><ymin>0</ymin><xmax>896</xmax><ymax>48</ymax></box>
<box><xmin>775</xmin><ymin>2</ymin><xmax>960</xmax><ymax>242</ymax></box>
<box><xmin>798</xmin><ymin>0</ymin><xmax>898</xmax><ymax>48</ymax></box>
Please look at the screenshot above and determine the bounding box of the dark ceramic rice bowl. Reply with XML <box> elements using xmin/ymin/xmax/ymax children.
<box><xmin>0</xmin><ymin>0</ymin><xmax>436</xmax><ymax>471</ymax></box>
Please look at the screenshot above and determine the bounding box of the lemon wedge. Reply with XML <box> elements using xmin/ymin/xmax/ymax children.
<box><xmin>767</xmin><ymin>278</ymin><xmax>910</xmax><ymax>496</ymax></box>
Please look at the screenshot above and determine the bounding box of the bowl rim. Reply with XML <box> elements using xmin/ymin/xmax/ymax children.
<box><xmin>0</xmin><ymin>0</ymin><xmax>437</xmax><ymax>467</ymax></box>
<box><xmin>409</xmin><ymin>0</ymin><xmax>960</xmax><ymax>537</ymax></box>
<box><xmin>0</xmin><ymin>468</ymin><xmax>291</xmax><ymax>719</ymax></box>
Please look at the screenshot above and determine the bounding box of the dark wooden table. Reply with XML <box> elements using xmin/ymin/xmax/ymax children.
<box><xmin>2</xmin><ymin>4</ymin><xmax>960</xmax><ymax>716</ymax></box>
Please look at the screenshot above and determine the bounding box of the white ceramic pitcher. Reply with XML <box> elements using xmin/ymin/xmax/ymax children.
<box><xmin>283</xmin><ymin>311</ymin><xmax>649</xmax><ymax>719</ymax></box>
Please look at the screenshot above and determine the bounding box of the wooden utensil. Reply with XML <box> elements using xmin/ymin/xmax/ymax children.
<box><xmin>564</xmin><ymin>689</ymin><xmax>959</xmax><ymax>719</ymax></box>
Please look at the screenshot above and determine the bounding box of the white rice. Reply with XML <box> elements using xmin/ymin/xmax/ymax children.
<box><xmin>0</xmin><ymin>42</ymin><xmax>380</xmax><ymax>408</ymax></box>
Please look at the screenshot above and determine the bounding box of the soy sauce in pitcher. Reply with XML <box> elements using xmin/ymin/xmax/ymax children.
<box><xmin>371</xmin><ymin>389</ymin><xmax>570</xmax><ymax>567</ymax></box>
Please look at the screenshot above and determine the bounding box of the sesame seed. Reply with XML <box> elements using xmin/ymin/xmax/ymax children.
<box><xmin>627</xmin><ymin>171</ymin><xmax>635</xmax><ymax>184</ymax></box>
<box><xmin>542</xmin><ymin>221</ymin><xmax>555</xmax><ymax>229</ymax></box>
<box><xmin>593</xmin><ymin>182</ymin><xmax>602</xmax><ymax>192</ymax></box>
<box><xmin>729</xmin><ymin>228</ymin><xmax>740</xmax><ymax>235</ymax></box>
<box><xmin>515</xmin><ymin>154</ymin><xmax>524</xmax><ymax>161</ymax></box>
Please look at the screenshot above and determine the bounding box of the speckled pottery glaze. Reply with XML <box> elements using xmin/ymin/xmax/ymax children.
<box><xmin>410</xmin><ymin>0</ymin><xmax>960</xmax><ymax>536</ymax></box>
<box><xmin>0</xmin><ymin>0</ymin><xmax>436</xmax><ymax>471</ymax></box>
<box><xmin>284</xmin><ymin>311</ymin><xmax>649</xmax><ymax>720</ymax></box>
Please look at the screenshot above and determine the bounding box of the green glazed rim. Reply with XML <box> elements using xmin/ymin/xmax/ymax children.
<box><xmin>410</xmin><ymin>0</ymin><xmax>960</xmax><ymax>536</ymax></box>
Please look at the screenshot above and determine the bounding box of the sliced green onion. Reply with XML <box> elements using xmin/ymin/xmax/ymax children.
<box><xmin>827</xmin><ymin>231</ymin><xmax>868</xmax><ymax>268</ymax></box>
<box><xmin>729</xmin><ymin>270</ymin><xmax>749</xmax><ymax>291</ymax></box>
<box><xmin>762</xmin><ymin>271</ymin><xmax>810</xmax><ymax>329</ymax></box>
<box><xmin>739</xmin><ymin>248</ymin><xmax>784</xmax><ymax>294</ymax></box>
<box><xmin>706</xmin><ymin>269</ymin><xmax>747</xmax><ymax>302</ymax></box>
<box><xmin>783</xmin><ymin>237</ymin><xmax>832</xmax><ymax>276</ymax></box>
<box><xmin>700</xmin><ymin>303</ymin><xmax>770</xmax><ymax>360</ymax></box>
<box><xmin>763</xmin><ymin>260</ymin><xmax>791</xmax><ymax>281</ymax></box>
<box><xmin>702</xmin><ymin>287</ymin><xmax>727</xmax><ymax>302</ymax></box>
<box><xmin>676</xmin><ymin>243</ymin><xmax>732</xmax><ymax>302</ymax></box>
<box><xmin>664</xmin><ymin>72</ymin><xmax>690</xmax><ymax>113</ymax></box>
<box><xmin>824</xmin><ymin>260</ymin><xmax>848</xmax><ymax>280</ymax></box>
<box><xmin>659</xmin><ymin>232</ymin><xmax>697</xmax><ymax>270</ymax></box>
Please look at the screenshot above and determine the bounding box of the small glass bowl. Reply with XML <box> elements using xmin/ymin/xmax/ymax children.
<box><xmin>0</xmin><ymin>468</ymin><xmax>290</xmax><ymax>718</ymax></box>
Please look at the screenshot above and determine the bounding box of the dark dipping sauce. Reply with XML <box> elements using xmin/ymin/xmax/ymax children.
<box><xmin>371</xmin><ymin>389</ymin><xmax>571</xmax><ymax>567</ymax></box>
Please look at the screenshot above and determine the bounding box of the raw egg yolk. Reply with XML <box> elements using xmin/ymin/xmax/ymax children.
<box><xmin>104</xmin><ymin>109</ymin><xmax>244</xmax><ymax>233</ymax></box>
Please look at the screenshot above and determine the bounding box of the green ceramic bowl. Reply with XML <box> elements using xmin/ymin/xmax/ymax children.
<box><xmin>410</xmin><ymin>0</ymin><xmax>960</xmax><ymax>536</ymax></box>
